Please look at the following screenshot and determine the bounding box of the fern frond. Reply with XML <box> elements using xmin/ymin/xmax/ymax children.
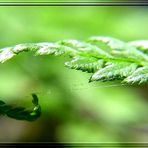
<box><xmin>0</xmin><ymin>36</ymin><xmax>148</xmax><ymax>84</ymax></box>
<box><xmin>0</xmin><ymin>94</ymin><xmax>41</xmax><ymax>121</ymax></box>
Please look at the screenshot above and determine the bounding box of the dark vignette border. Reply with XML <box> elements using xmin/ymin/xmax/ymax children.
<box><xmin>0</xmin><ymin>1</ymin><xmax>147</xmax><ymax>6</ymax></box>
<box><xmin>1</xmin><ymin>142</ymin><xmax>148</xmax><ymax>147</ymax></box>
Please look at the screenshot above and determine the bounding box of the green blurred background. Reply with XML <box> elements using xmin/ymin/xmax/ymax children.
<box><xmin>0</xmin><ymin>4</ymin><xmax>148</xmax><ymax>145</ymax></box>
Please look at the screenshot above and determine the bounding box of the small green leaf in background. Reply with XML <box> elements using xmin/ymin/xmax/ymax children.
<box><xmin>0</xmin><ymin>94</ymin><xmax>41</xmax><ymax>121</ymax></box>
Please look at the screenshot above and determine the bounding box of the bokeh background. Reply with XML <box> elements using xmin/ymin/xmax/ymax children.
<box><xmin>0</xmin><ymin>2</ymin><xmax>148</xmax><ymax>145</ymax></box>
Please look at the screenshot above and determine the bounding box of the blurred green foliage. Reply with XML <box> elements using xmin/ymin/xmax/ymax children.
<box><xmin>0</xmin><ymin>5</ymin><xmax>148</xmax><ymax>145</ymax></box>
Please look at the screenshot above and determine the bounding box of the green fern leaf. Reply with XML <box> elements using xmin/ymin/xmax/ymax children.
<box><xmin>123</xmin><ymin>66</ymin><xmax>148</xmax><ymax>84</ymax></box>
<box><xmin>0</xmin><ymin>36</ymin><xmax>148</xmax><ymax>85</ymax></box>
<box><xmin>89</xmin><ymin>62</ymin><xmax>138</xmax><ymax>82</ymax></box>
<box><xmin>0</xmin><ymin>94</ymin><xmax>41</xmax><ymax>121</ymax></box>
<box><xmin>128</xmin><ymin>40</ymin><xmax>148</xmax><ymax>54</ymax></box>
<box><xmin>87</xmin><ymin>36</ymin><xmax>126</xmax><ymax>50</ymax></box>
<box><xmin>0</xmin><ymin>48</ymin><xmax>15</xmax><ymax>63</ymax></box>
<box><xmin>65</xmin><ymin>56</ymin><xmax>104</xmax><ymax>73</ymax></box>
